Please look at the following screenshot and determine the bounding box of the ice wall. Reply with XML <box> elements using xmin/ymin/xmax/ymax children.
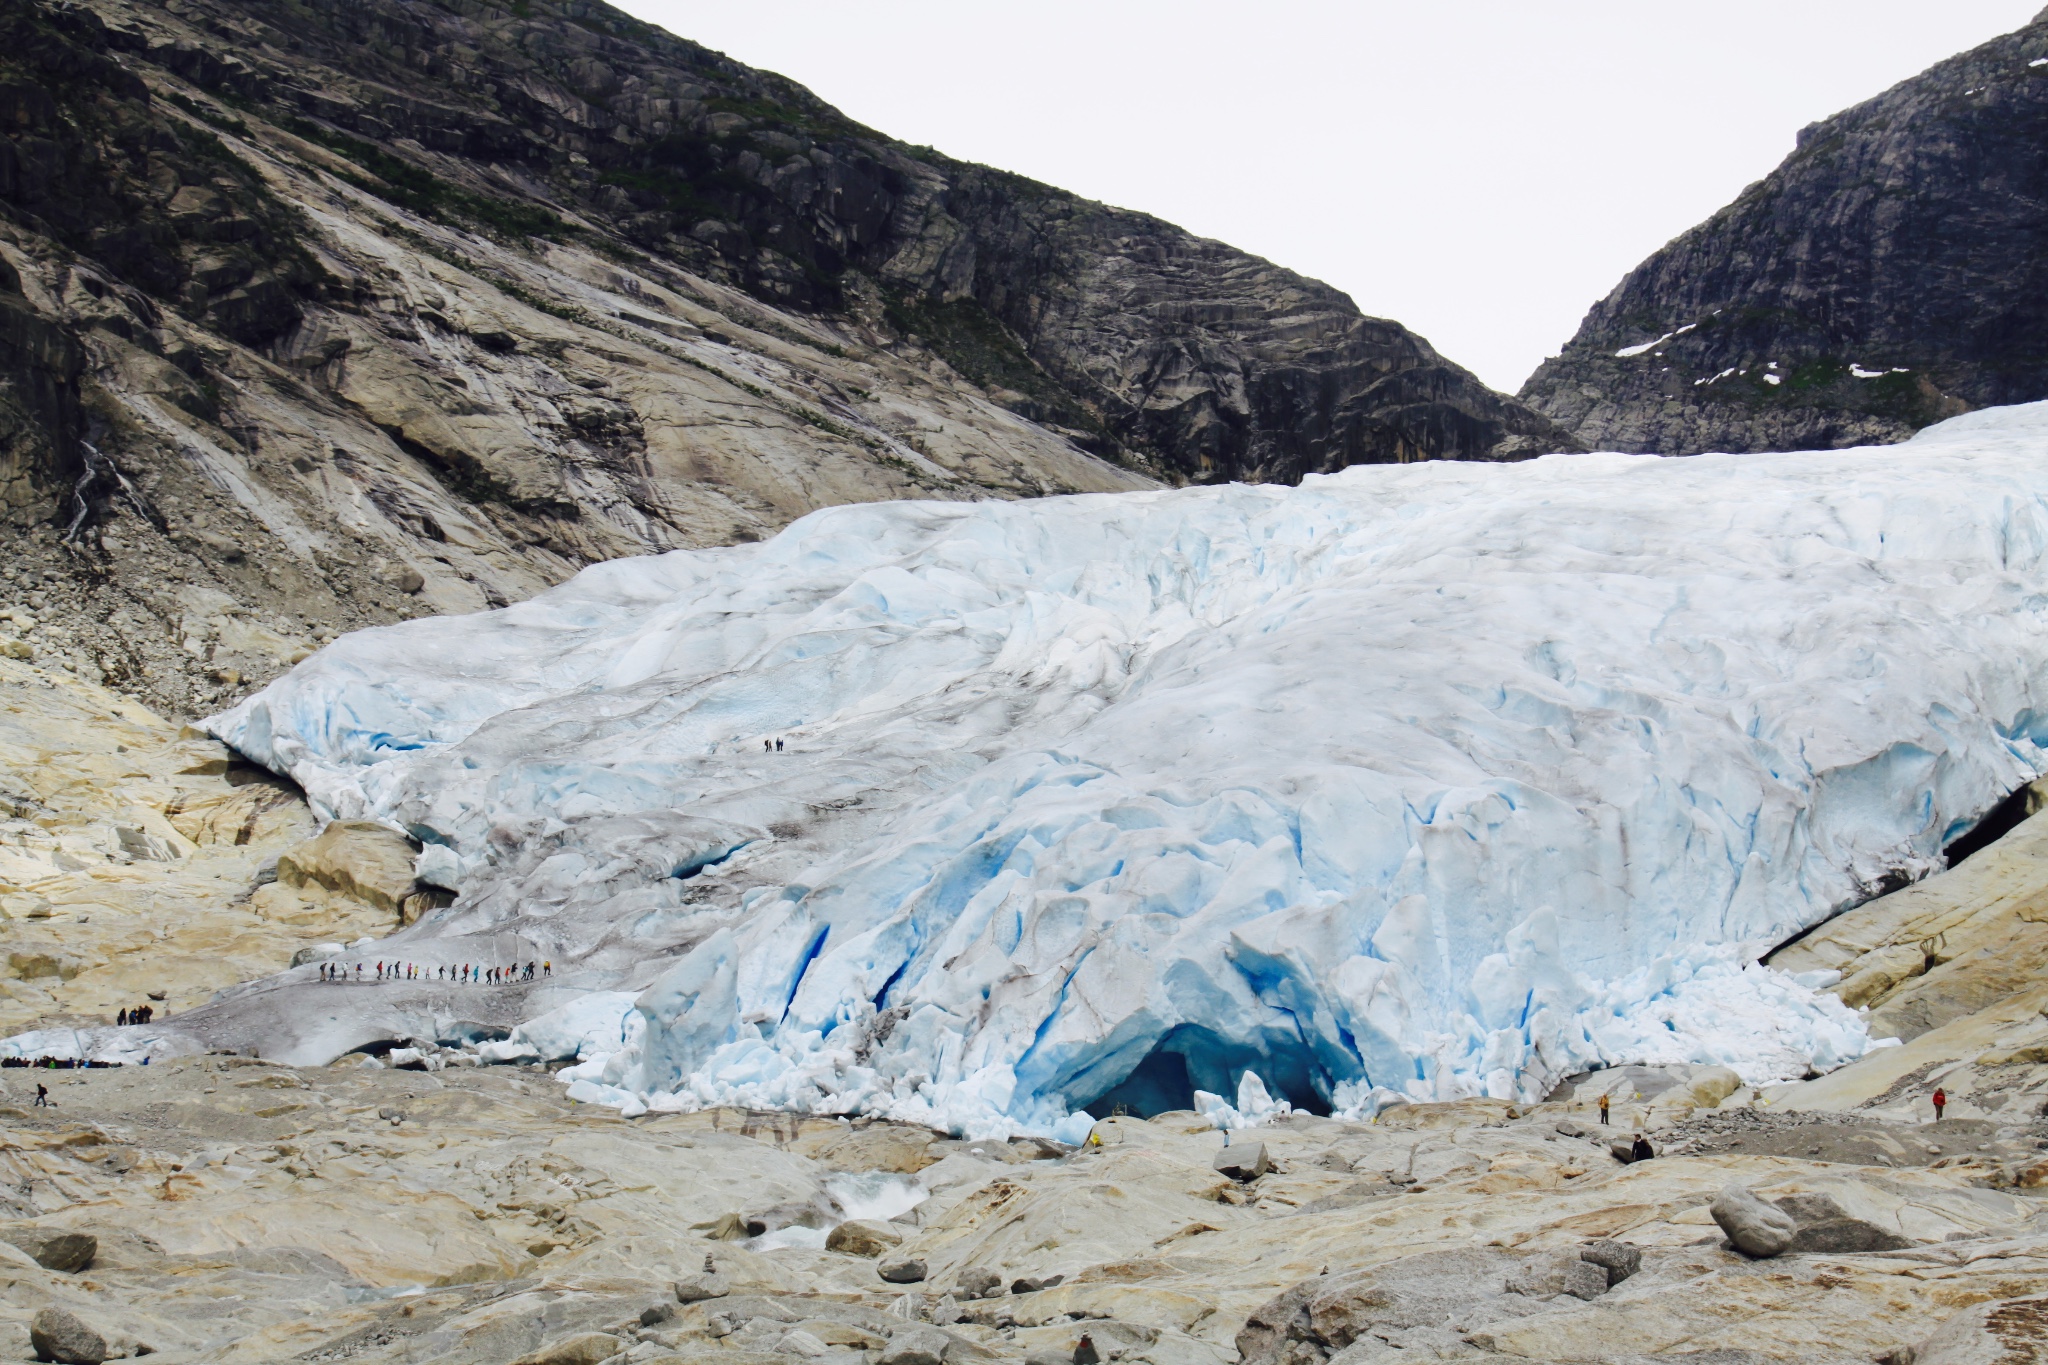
<box><xmin>207</xmin><ymin>404</ymin><xmax>2048</xmax><ymax>1136</ymax></box>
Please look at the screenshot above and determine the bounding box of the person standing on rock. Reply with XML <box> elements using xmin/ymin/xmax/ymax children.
<box><xmin>1933</xmin><ymin>1087</ymin><xmax>1947</xmax><ymax>1120</ymax></box>
<box><xmin>116</xmin><ymin>1008</ymin><xmax>126</xmax><ymax>1027</ymax></box>
<box><xmin>32</xmin><ymin>1083</ymin><xmax>46</xmax><ymax>1107</ymax></box>
<box><xmin>1630</xmin><ymin>1134</ymin><xmax>1654</xmax><ymax>1162</ymax></box>
<box><xmin>1599</xmin><ymin>1094</ymin><xmax>1609</xmax><ymax>1125</ymax></box>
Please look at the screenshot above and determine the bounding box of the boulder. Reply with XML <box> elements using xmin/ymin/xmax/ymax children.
<box><xmin>1580</xmin><ymin>1238</ymin><xmax>1641</xmax><ymax>1286</ymax></box>
<box><xmin>879</xmin><ymin>1325</ymin><xmax>952</xmax><ymax>1365</ymax></box>
<box><xmin>957</xmin><ymin>1265</ymin><xmax>1003</xmax><ymax>1299</ymax></box>
<box><xmin>1011</xmin><ymin>1274</ymin><xmax>1064</xmax><ymax>1295</ymax></box>
<box><xmin>1915</xmin><ymin>1291</ymin><xmax>2048</xmax><ymax>1365</ymax></box>
<box><xmin>1685</xmin><ymin>1066</ymin><xmax>1744</xmax><ymax>1108</ymax></box>
<box><xmin>1213</xmin><ymin>1141</ymin><xmax>1271</xmax><ymax>1182</ymax></box>
<box><xmin>929</xmin><ymin>1294</ymin><xmax>962</xmax><ymax>1325</ymax></box>
<box><xmin>826</xmin><ymin>1218</ymin><xmax>904</xmax><ymax>1256</ymax></box>
<box><xmin>673</xmin><ymin>1270</ymin><xmax>730</xmax><ymax>1302</ymax></box>
<box><xmin>1560</xmin><ymin>1258</ymin><xmax>1609</xmax><ymax>1301</ymax></box>
<box><xmin>1774</xmin><ymin>1194</ymin><xmax>1912</xmax><ymax>1253</ymax></box>
<box><xmin>2</xmin><ymin>1231</ymin><xmax>96</xmax><ymax>1273</ymax></box>
<box><xmin>29</xmin><ymin>1307</ymin><xmax>107</xmax><ymax>1365</ymax></box>
<box><xmin>878</xmin><ymin>1256</ymin><xmax>928</xmax><ymax>1283</ymax></box>
<box><xmin>1711</xmin><ymin>1184</ymin><xmax>1796</xmax><ymax>1258</ymax></box>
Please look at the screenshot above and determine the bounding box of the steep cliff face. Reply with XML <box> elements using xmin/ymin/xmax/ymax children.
<box><xmin>0</xmin><ymin>0</ymin><xmax>1568</xmax><ymax>718</ymax></box>
<box><xmin>1522</xmin><ymin>10</ymin><xmax>2048</xmax><ymax>455</ymax></box>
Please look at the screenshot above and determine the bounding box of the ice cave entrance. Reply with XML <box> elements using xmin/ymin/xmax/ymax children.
<box><xmin>1070</xmin><ymin>1024</ymin><xmax>1333</xmax><ymax>1119</ymax></box>
<box><xmin>1943</xmin><ymin>780</ymin><xmax>2043</xmax><ymax>868</ymax></box>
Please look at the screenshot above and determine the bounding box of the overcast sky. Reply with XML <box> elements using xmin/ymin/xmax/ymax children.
<box><xmin>611</xmin><ymin>2</ymin><xmax>2041</xmax><ymax>394</ymax></box>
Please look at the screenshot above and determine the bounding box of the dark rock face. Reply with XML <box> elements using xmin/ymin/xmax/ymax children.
<box><xmin>1522</xmin><ymin>9</ymin><xmax>2048</xmax><ymax>454</ymax></box>
<box><xmin>6</xmin><ymin>0</ymin><xmax>1561</xmax><ymax>505</ymax></box>
<box><xmin>29</xmin><ymin>1306</ymin><xmax>107</xmax><ymax>1365</ymax></box>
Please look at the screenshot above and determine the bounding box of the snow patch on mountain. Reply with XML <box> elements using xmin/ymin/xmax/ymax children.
<box><xmin>203</xmin><ymin>403</ymin><xmax>2048</xmax><ymax>1136</ymax></box>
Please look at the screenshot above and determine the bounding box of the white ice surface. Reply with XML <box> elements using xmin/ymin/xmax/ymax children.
<box><xmin>197</xmin><ymin>403</ymin><xmax>2048</xmax><ymax>1136</ymax></box>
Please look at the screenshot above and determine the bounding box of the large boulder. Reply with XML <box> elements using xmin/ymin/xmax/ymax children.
<box><xmin>1775</xmin><ymin>1193</ymin><xmax>1912</xmax><ymax>1253</ymax></box>
<box><xmin>826</xmin><ymin>1219</ymin><xmax>903</xmax><ymax>1256</ymax></box>
<box><xmin>878</xmin><ymin>1325</ymin><xmax>953</xmax><ymax>1365</ymax></box>
<box><xmin>878</xmin><ymin>1256</ymin><xmax>927</xmax><ymax>1284</ymax></box>
<box><xmin>1580</xmin><ymin>1238</ymin><xmax>1641</xmax><ymax>1286</ymax></box>
<box><xmin>1213</xmin><ymin>1141</ymin><xmax>1271</xmax><ymax>1182</ymax></box>
<box><xmin>29</xmin><ymin>1307</ymin><xmax>107</xmax><ymax>1365</ymax></box>
<box><xmin>674</xmin><ymin>1269</ymin><xmax>730</xmax><ymax>1303</ymax></box>
<box><xmin>1</xmin><ymin>1230</ymin><xmax>96</xmax><ymax>1273</ymax></box>
<box><xmin>1710</xmin><ymin>1184</ymin><xmax>1796</xmax><ymax>1258</ymax></box>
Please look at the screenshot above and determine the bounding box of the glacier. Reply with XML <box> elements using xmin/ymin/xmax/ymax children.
<box><xmin>196</xmin><ymin>402</ymin><xmax>2048</xmax><ymax>1138</ymax></box>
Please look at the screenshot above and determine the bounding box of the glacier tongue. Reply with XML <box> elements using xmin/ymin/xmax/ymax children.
<box><xmin>207</xmin><ymin>403</ymin><xmax>2048</xmax><ymax>1135</ymax></box>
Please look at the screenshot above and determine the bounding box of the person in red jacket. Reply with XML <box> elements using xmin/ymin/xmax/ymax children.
<box><xmin>1933</xmin><ymin>1087</ymin><xmax>1947</xmax><ymax>1120</ymax></box>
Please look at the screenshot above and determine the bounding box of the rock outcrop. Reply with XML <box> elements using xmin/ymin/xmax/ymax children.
<box><xmin>0</xmin><ymin>0</ymin><xmax>1568</xmax><ymax>720</ymax></box>
<box><xmin>0</xmin><ymin>650</ymin><xmax>403</xmax><ymax>1043</ymax></box>
<box><xmin>1522</xmin><ymin>10</ymin><xmax>2048</xmax><ymax>454</ymax></box>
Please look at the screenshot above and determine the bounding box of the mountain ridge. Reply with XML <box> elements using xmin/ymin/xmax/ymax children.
<box><xmin>1521</xmin><ymin>9</ymin><xmax>2048</xmax><ymax>454</ymax></box>
<box><xmin>0</xmin><ymin>0</ymin><xmax>1572</xmax><ymax>718</ymax></box>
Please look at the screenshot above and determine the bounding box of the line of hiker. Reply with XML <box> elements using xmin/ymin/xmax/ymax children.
<box><xmin>114</xmin><ymin>1004</ymin><xmax>156</xmax><ymax>1026</ymax></box>
<box><xmin>316</xmin><ymin>959</ymin><xmax>550</xmax><ymax>984</ymax></box>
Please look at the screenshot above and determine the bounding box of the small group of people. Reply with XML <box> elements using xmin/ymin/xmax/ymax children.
<box><xmin>115</xmin><ymin>1003</ymin><xmax>156</xmax><ymax>1026</ymax></box>
<box><xmin>1596</xmin><ymin>1092</ymin><xmax>1655</xmax><ymax>1162</ymax></box>
<box><xmin>318</xmin><ymin>959</ymin><xmax>551</xmax><ymax>984</ymax></box>
<box><xmin>1</xmin><ymin>1056</ymin><xmax>113</xmax><ymax>1070</ymax></box>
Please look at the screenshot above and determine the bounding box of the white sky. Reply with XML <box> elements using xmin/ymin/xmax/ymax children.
<box><xmin>611</xmin><ymin>1</ymin><xmax>2042</xmax><ymax>393</ymax></box>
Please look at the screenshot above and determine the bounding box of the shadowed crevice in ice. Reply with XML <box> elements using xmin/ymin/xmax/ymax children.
<box><xmin>177</xmin><ymin>401</ymin><xmax>2048</xmax><ymax>1135</ymax></box>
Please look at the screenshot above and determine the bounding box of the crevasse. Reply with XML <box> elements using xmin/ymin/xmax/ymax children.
<box><xmin>207</xmin><ymin>403</ymin><xmax>2048</xmax><ymax>1138</ymax></box>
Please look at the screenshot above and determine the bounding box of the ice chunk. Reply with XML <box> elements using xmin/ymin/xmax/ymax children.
<box><xmin>479</xmin><ymin>991</ymin><xmax>639</xmax><ymax>1064</ymax></box>
<box><xmin>191</xmin><ymin>402</ymin><xmax>2048</xmax><ymax>1135</ymax></box>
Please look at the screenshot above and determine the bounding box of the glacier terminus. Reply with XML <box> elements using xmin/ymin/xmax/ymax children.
<box><xmin>193</xmin><ymin>403</ymin><xmax>2048</xmax><ymax>1139</ymax></box>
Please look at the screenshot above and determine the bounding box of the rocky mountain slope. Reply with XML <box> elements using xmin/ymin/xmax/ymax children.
<box><xmin>1521</xmin><ymin>8</ymin><xmax>2048</xmax><ymax>455</ymax></box>
<box><xmin>0</xmin><ymin>0</ymin><xmax>1569</xmax><ymax>721</ymax></box>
